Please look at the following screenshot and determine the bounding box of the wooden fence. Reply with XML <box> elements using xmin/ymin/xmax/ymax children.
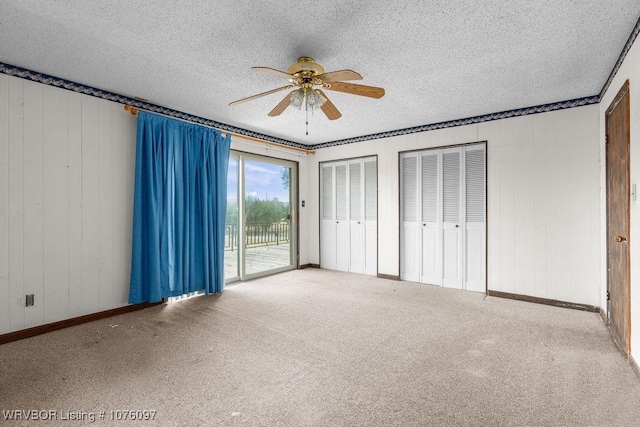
<box><xmin>225</xmin><ymin>222</ymin><xmax>290</xmax><ymax>251</ymax></box>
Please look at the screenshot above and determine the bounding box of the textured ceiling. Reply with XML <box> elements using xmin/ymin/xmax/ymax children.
<box><xmin>0</xmin><ymin>1</ymin><xmax>639</xmax><ymax>146</ymax></box>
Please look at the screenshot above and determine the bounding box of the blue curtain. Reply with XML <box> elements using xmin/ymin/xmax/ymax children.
<box><xmin>129</xmin><ymin>111</ymin><xmax>231</xmax><ymax>304</ymax></box>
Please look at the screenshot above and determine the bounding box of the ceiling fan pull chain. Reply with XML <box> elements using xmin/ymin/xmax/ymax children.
<box><xmin>306</xmin><ymin>98</ymin><xmax>309</xmax><ymax>135</ymax></box>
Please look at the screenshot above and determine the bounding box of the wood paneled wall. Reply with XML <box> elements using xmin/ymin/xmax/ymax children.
<box><xmin>308</xmin><ymin>105</ymin><xmax>601</xmax><ymax>306</ymax></box>
<box><xmin>0</xmin><ymin>74</ymin><xmax>137</xmax><ymax>334</ymax></box>
<box><xmin>480</xmin><ymin>109</ymin><xmax>600</xmax><ymax>305</ymax></box>
<box><xmin>0</xmin><ymin>74</ymin><xmax>311</xmax><ymax>335</ymax></box>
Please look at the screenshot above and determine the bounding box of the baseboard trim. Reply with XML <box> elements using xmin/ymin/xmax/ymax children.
<box><xmin>299</xmin><ymin>263</ymin><xmax>320</xmax><ymax>269</ymax></box>
<box><xmin>0</xmin><ymin>302</ymin><xmax>159</xmax><ymax>345</ymax></box>
<box><xmin>487</xmin><ymin>290</ymin><xmax>600</xmax><ymax>313</ymax></box>
<box><xmin>631</xmin><ymin>354</ymin><xmax>640</xmax><ymax>381</ymax></box>
<box><xmin>378</xmin><ymin>273</ymin><xmax>400</xmax><ymax>281</ymax></box>
<box><xmin>600</xmin><ymin>307</ymin><xmax>608</xmax><ymax>323</ymax></box>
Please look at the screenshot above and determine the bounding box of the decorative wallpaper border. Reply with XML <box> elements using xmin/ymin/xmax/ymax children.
<box><xmin>0</xmin><ymin>62</ymin><xmax>307</xmax><ymax>150</ymax></box>
<box><xmin>599</xmin><ymin>15</ymin><xmax>640</xmax><ymax>99</ymax></box>
<box><xmin>311</xmin><ymin>95</ymin><xmax>600</xmax><ymax>149</ymax></box>
<box><xmin>2</xmin><ymin>1</ymin><xmax>638</xmax><ymax>158</ymax></box>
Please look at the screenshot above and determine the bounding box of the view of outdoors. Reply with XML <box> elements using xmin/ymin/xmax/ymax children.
<box><xmin>224</xmin><ymin>158</ymin><xmax>292</xmax><ymax>279</ymax></box>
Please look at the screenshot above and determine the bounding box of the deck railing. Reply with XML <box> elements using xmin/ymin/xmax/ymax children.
<box><xmin>224</xmin><ymin>222</ymin><xmax>290</xmax><ymax>251</ymax></box>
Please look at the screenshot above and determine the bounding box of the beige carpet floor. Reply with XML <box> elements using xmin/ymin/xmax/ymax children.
<box><xmin>0</xmin><ymin>268</ymin><xmax>638</xmax><ymax>426</ymax></box>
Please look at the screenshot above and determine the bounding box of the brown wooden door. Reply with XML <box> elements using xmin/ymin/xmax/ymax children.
<box><xmin>605</xmin><ymin>80</ymin><xmax>631</xmax><ymax>355</ymax></box>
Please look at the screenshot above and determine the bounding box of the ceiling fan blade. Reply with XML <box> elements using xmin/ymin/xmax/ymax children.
<box><xmin>316</xmin><ymin>69</ymin><xmax>362</xmax><ymax>83</ymax></box>
<box><xmin>229</xmin><ymin>85</ymin><xmax>295</xmax><ymax>107</ymax></box>
<box><xmin>325</xmin><ymin>81</ymin><xmax>385</xmax><ymax>98</ymax></box>
<box><xmin>252</xmin><ymin>66</ymin><xmax>293</xmax><ymax>79</ymax></box>
<box><xmin>268</xmin><ymin>90</ymin><xmax>297</xmax><ymax>116</ymax></box>
<box><xmin>317</xmin><ymin>90</ymin><xmax>342</xmax><ymax>120</ymax></box>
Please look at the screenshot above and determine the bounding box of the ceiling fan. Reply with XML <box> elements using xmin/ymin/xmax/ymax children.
<box><xmin>228</xmin><ymin>57</ymin><xmax>385</xmax><ymax>121</ymax></box>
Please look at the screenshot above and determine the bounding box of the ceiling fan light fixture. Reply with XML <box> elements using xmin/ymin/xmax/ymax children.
<box><xmin>290</xmin><ymin>89</ymin><xmax>304</xmax><ymax>109</ymax></box>
<box><xmin>289</xmin><ymin>88</ymin><xmax>326</xmax><ymax>111</ymax></box>
<box><xmin>306</xmin><ymin>90</ymin><xmax>325</xmax><ymax>109</ymax></box>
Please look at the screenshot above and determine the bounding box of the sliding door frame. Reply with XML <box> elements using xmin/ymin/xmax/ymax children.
<box><xmin>226</xmin><ymin>150</ymin><xmax>299</xmax><ymax>284</ymax></box>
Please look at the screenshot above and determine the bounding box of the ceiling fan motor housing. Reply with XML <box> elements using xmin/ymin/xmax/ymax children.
<box><xmin>287</xmin><ymin>57</ymin><xmax>325</xmax><ymax>76</ymax></box>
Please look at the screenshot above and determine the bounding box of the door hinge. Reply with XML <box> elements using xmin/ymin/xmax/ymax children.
<box><xmin>607</xmin><ymin>290</ymin><xmax>610</xmax><ymax>301</ymax></box>
<box><xmin>606</xmin><ymin>135</ymin><xmax>609</xmax><ymax>145</ymax></box>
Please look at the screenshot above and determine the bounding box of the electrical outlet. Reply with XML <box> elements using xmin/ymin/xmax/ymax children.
<box><xmin>25</xmin><ymin>294</ymin><xmax>35</xmax><ymax>307</ymax></box>
<box><xmin>301</xmin><ymin>200</ymin><xmax>305</xmax><ymax>207</ymax></box>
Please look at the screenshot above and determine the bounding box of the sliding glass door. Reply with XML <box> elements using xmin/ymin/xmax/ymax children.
<box><xmin>225</xmin><ymin>157</ymin><xmax>240</xmax><ymax>280</ymax></box>
<box><xmin>225</xmin><ymin>152</ymin><xmax>297</xmax><ymax>283</ymax></box>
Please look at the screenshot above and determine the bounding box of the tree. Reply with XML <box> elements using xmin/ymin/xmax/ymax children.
<box><xmin>226</xmin><ymin>195</ymin><xmax>290</xmax><ymax>227</ymax></box>
<box><xmin>244</xmin><ymin>195</ymin><xmax>289</xmax><ymax>224</ymax></box>
<box><xmin>281</xmin><ymin>167</ymin><xmax>289</xmax><ymax>190</ymax></box>
<box><xmin>225</xmin><ymin>200</ymin><xmax>238</xmax><ymax>226</ymax></box>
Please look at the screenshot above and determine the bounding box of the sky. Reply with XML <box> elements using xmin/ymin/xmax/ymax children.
<box><xmin>227</xmin><ymin>159</ymin><xmax>290</xmax><ymax>203</ymax></box>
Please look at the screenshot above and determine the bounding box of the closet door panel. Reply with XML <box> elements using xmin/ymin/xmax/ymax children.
<box><xmin>400</xmin><ymin>153</ymin><xmax>420</xmax><ymax>282</ymax></box>
<box><xmin>349</xmin><ymin>162</ymin><xmax>365</xmax><ymax>274</ymax></box>
<box><xmin>335</xmin><ymin>163</ymin><xmax>350</xmax><ymax>272</ymax></box>
<box><xmin>465</xmin><ymin>145</ymin><xmax>486</xmax><ymax>292</ymax></box>
<box><xmin>441</xmin><ymin>148</ymin><xmax>462</xmax><ymax>289</ymax></box>
<box><xmin>420</xmin><ymin>151</ymin><xmax>441</xmax><ymax>285</ymax></box>
<box><xmin>320</xmin><ymin>164</ymin><xmax>337</xmax><ymax>270</ymax></box>
<box><xmin>365</xmin><ymin>159</ymin><xmax>377</xmax><ymax>276</ymax></box>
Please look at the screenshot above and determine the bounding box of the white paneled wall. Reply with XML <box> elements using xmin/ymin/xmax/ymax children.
<box><xmin>479</xmin><ymin>109</ymin><xmax>600</xmax><ymax>305</ymax></box>
<box><xmin>0</xmin><ymin>75</ymin><xmax>311</xmax><ymax>335</ymax></box>
<box><xmin>600</xmin><ymin>36</ymin><xmax>640</xmax><ymax>361</ymax></box>
<box><xmin>0</xmin><ymin>74</ymin><xmax>137</xmax><ymax>334</ymax></box>
<box><xmin>0</xmin><ymin>71</ymin><xmax>602</xmax><ymax>335</ymax></box>
<box><xmin>308</xmin><ymin>104</ymin><xmax>601</xmax><ymax>306</ymax></box>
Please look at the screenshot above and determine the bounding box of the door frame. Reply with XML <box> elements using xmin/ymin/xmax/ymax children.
<box><xmin>605</xmin><ymin>80</ymin><xmax>631</xmax><ymax>354</ymax></box>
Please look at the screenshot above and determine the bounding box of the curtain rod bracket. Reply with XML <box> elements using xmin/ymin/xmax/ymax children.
<box><xmin>124</xmin><ymin>104</ymin><xmax>139</xmax><ymax>115</ymax></box>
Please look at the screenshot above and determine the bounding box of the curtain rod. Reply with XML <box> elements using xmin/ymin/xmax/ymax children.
<box><xmin>123</xmin><ymin>105</ymin><xmax>315</xmax><ymax>156</ymax></box>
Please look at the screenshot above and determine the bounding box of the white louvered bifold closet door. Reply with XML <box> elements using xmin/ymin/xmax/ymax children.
<box><xmin>400</xmin><ymin>153</ymin><xmax>421</xmax><ymax>282</ymax></box>
<box><xmin>349</xmin><ymin>162</ymin><xmax>365</xmax><ymax>274</ymax></box>
<box><xmin>335</xmin><ymin>163</ymin><xmax>350</xmax><ymax>272</ymax></box>
<box><xmin>464</xmin><ymin>145</ymin><xmax>486</xmax><ymax>292</ymax></box>
<box><xmin>320</xmin><ymin>164</ymin><xmax>337</xmax><ymax>270</ymax></box>
<box><xmin>364</xmin><ymin>159</ymin><xmax>377</xmax><ymax>275</ymax></box>
<box><xmin>420</xmin><ymin>151</ymin><xmax>441</xmax><ymax>285</ymax></box>
<box><xmin>441</xmin><ymin>148</ymin><xmax>463</xmax><ymax>289</ymax></box>
<box><xmin>320</xmin><ymin>157</ymin><xmax>378</xmax><ymax>276</ymax></box>
<box><xmin>400</xmin><ymin>143</ymin><xmax>486</xmax><ymax>291</ymax></box>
